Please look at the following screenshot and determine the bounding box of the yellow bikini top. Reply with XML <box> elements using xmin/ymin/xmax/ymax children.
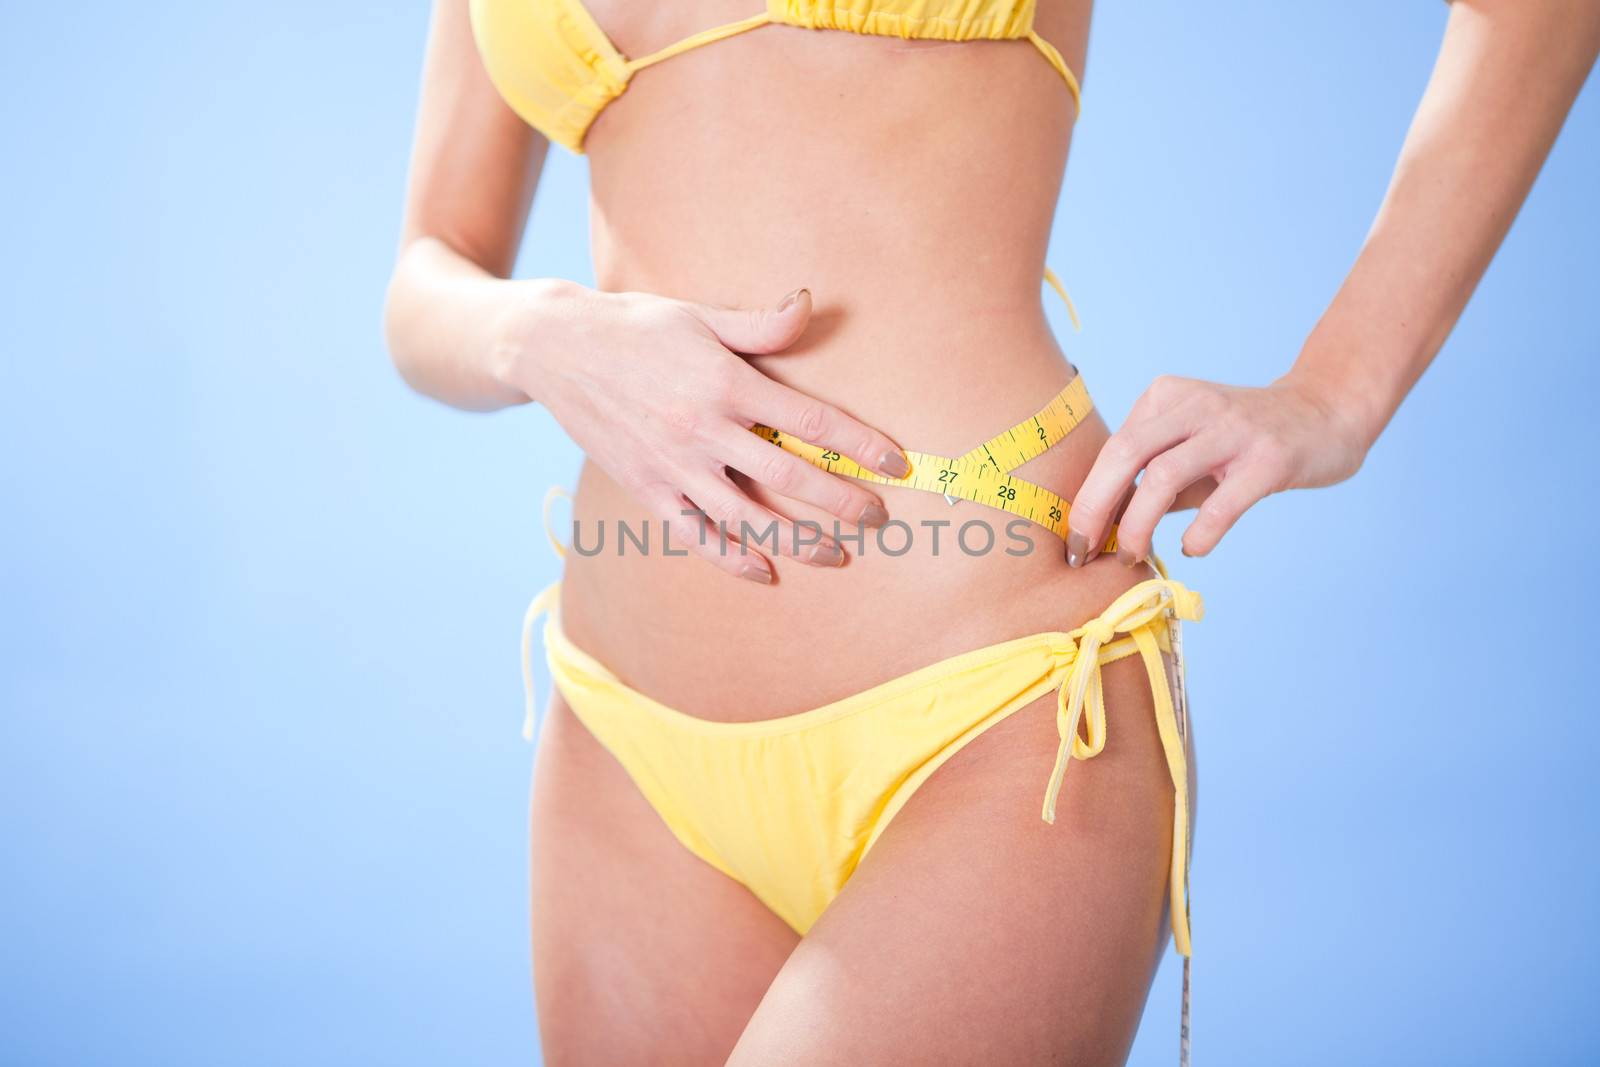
<box><xmin>468</xmin><ymin>0</ymin><xmax>1082</xmax><ymax>154</ymax></box>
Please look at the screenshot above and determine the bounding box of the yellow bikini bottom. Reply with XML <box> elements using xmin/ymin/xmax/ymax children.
<box><xmin>519</xmin><ymin>372</ymin><xmax>1205</xmax><ymax>1060</ymax></box>
<box><xmin>522</xmin><ymin>566</ymin><xmax>1200</xmax><ymax>941</ymax></box>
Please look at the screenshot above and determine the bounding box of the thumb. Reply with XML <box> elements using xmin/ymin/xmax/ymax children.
<box><xmin>688</xmin><ymin>287</ymin><xmax>812</xmax><ymax>355</ymax></box>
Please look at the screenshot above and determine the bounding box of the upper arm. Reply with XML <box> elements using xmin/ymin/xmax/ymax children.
<box><xmin>397</xmin><ymin>0</ymin><xmax>549</xmax><ymax>278</ymax></box>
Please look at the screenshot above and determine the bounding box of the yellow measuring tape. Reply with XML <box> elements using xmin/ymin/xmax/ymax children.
<box><xmin>748</xmin><ymin>266</ymin><xmax>1108</xmax><ymax>548</ymax></box>
<box><xmin>750</xmin><ymin>372</ymin><xmax>1115</xmax><ymax>551</ymax></box>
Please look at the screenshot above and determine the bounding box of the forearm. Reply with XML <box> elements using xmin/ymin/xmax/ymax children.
<box><xmin>1281</xmin><ymin>0</ymin><xmax>1600</xmax><ymax>449</ymax></box>
<box><xmin>383</xmin><ymin>236</ymin><xmax>577</xmax><ymax>412</ymax></box>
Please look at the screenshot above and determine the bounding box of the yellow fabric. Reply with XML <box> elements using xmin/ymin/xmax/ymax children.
<box><xmin>520</xmin><ymin>571</ymin><xmax>1201</xmax><ymax>951</ymax></box>
<box><xmin>468</xmin><ymin>0</ymin><xmax>1081</xmax><ymax>154</ymax></box>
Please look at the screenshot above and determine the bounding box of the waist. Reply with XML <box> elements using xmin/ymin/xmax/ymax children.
<box><xmin>554</xmin><ymin>341</ymin><xmax>1132</xmax><ymax>722</ymax></box>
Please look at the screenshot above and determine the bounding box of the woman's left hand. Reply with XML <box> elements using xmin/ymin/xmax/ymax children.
<box><xmin>1064</xmin><ymin>374</ymin><xmax>1372</xmax><ymax>567</ymax></box>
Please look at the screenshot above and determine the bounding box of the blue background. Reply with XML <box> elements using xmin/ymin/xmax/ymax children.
<box><xmin>4</xmin><ymin>2</ymin><xmax>1597</xmax><ymax>1064</ymax></box>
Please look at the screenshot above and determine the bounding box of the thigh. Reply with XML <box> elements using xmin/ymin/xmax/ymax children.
<box><xmin>529</xmin><ymin>689</ymin><xmax>800</xmax><ymax>1066</ymax></box>
<box><xmin>726</xmin><ymin>653</ymin><xmax>1181</xmax><ymax>1067</ymax></box>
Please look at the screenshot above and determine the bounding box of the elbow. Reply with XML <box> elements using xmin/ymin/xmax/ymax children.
<box><xmin>379</xmin><ymin>237</ymin><xmax>535</xmax><ymax>412</ymax></box>
<box><xmin>381</xmin><ymin>251</ymin><xmax>432</xmax><ymax>397</ymax></box>
<box><xmin>381</xmin><ymin>273</ymin><xmax>415</xmax><ymax>388</ymax></box>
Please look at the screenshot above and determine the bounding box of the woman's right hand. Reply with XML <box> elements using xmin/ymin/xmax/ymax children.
<box><xmin>496</xmin><ymin>280</ymin><xmax>908</xmax><ymax>584</ymax></box>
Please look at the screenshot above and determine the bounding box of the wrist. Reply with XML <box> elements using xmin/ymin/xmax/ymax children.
<box><xmin>487</xmin><ymin>276</ymin><xmax>595</xmax><ymax>403</ymax></box>
<box><xmin>1272</xmin><ymin>357</ymin><xmax>1383</xmax><ymax>462</ymax></box>
<box><xmin>1277</xmin><ymin>321</ymin><xmax>1409</xmax><ymax>456</ymax></box>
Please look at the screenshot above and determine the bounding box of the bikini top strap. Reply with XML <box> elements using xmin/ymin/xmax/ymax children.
<box><xmin>1025</xmin><ymin>31</ymin><xmax>1083</xmax><ymax>115</ymax></box>
<box><xmin>1042</xmin><ymin>265</ymin><xmax>1081</xmax><ymax>331</ymax></box>
<box><xmin>625</xmin><ymin>15</ymin><xmax>1082</xmax><ymax>113</ymax></box>
<box><xmin>624</xmin><ymin>12</ymin><xmax>775</xmax><ymax>74</ymax></box>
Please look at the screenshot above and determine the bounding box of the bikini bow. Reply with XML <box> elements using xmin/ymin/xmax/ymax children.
<box><xmin>1041</xmin><ymin>577</ymin><xmax>1205</xmax><ymax>825</ymax></box>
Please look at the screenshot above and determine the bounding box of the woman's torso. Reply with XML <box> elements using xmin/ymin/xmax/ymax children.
<box><xmin>558</xmin><ymin>0</ymin><xmax>1128</xmax><ymax>722</ymax></box>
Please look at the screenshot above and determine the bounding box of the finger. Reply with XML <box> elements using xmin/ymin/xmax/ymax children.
<box><xmin>634</xmin><ymin>482</ymin><xmax>774</xmax><ymax>583</ymax></box>
<box><xmin>1066</xmin><ymin>405</ymin><xmax>1201</xmax><ymax>567</ymax></box>
<box><xmin>1171</xmin><ymin>476</ymin><xmax>1221</xmax><ymax>514</ymax></box>
<box><xmin>745</xmin><ymin>376</ymin><xmax>911</xmax><ymax>481</ymax></box>
<box><xmin>1112</xmin><ymin>435</ymin><xmax>1233</xmax><ymax>565</ymax></box>
<box><xmin>683</xmin><ymin>288</ymin><xmax>813</xmax><ymax>355</ymax></box>
<box><xmin>681</xmin><ymin>470</ymin><xmax>846</xmax><ymax>568</ymax></box>
<box><xmin>714</xmin><ymin>425</ymin><xmax>889</xmax><ymax>530</ymax></box>
<box><xmin>1179</xmin><ymin>462</ymin><xmax>1278</xmax><ymax>557</ymax></box>
<box><xmin>1081</xmin><ymin>480</ymin><xmax>1137</xmax><ymax>565</ymax></box>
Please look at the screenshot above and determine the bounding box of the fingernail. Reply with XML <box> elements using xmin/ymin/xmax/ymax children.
<box><xmin>777</xmin><ymin>287</ymin><xmax>807</xmax><ymax>312</ymax></box>
<box><xmin>739</xmin><ymin>562</ymin><xmax>773</xmax><ymax>584</ymax></box>
<box><xmin>809</xmin><ymin>542</ymin><xmax>844</xmax><ymax>567</ymax></box>
<box><xmin>1066</xmin><ymin>530</ymin><xmax>1088</xmax><ymax>568</ymax></box>
<box><xmin>1084</xmin><ymin>537</ymin><xmax>1103</xmax><ymax>565</ymax></box>
<box><xmin>1117</xmin><ymin>544</ymin><xmax>1139</xmax><ymax>567</ymax></box>
<box><xmin>876</xmin><ymin>450</ymin><xmax>911</xmax><ymax>479</ymax></box>
<box><xmin>858</xmin><ymin>502</ymin><xmax>889</xmax><ymax>528</ymax></box>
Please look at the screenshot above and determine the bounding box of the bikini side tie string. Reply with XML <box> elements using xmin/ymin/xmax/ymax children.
<box><xmin>1041</xmin><ymin>577</ymin><xmax>1203</xmax><ymax>819</ymax></box>
<box><xmin>1041</xmin><ymin>574</ymin><xmax>1204</xmax><ymax>958</ymax></box>
<box><xmin>520</xmin><ymin>485</ymin><xmax>574</xmax><ymax>740</ymax></box>
<box><xmin>520</xmin><ymin>583</ymin><xmax>563</xmax><ymax>741</ymax></box>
